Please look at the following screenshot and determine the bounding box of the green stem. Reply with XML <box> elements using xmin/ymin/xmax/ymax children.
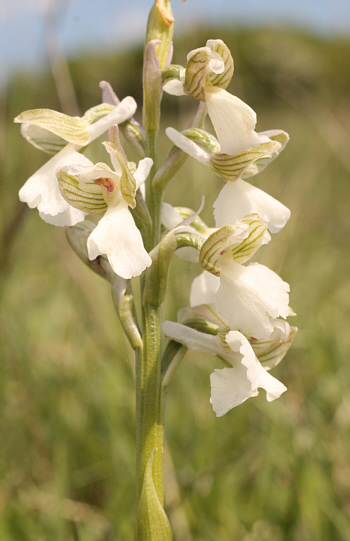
<box><xmin>145</xmin><ymin>129</ymin><xmax>163</xmax><ymax>249</ymax></box>
<box><xmin>136</xmin><ymin>305</ymin><xmax>165</xmax><ymax>505</ymax></box>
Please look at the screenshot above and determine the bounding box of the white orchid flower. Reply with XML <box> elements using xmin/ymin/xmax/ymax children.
<box><xmin>57</xmin><ymin>136</ymin><xmax>153</xmax><ymax>279</ymax></box>
<box><xmin>163</xmin><ymin>39</ymin><xmax>260</xmax><ymax>155</ymax></box>
<box><xmin>165</xmin><ymin>127</ymin><xmax>290</xmax><ymax>233</ymax></box>
<box><xmin>16</xmin><ymin>97</ymin><xmax>137</xmax><ymax>226</ymax></box>
<box><xmin>163</xmin><ymin>321</ymin><xmax>287</xmax><ymax>416</ymax></box>
<box><xmin>193</xmin><ymin>215</ymin><xmax>290</xmax><ymax>339</ymax></box>
<box><xmin>191</xmin><ymin>262</ymin><xmax>290</xmax><ymax>341</ymax></box>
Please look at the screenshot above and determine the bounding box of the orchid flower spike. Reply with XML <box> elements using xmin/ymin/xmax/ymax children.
<box><xmin>15</xmin><ymin>96</ymin><xmax>137</xmax><ymax>226</ymax></box>
<box><xmin>57</xmin><ymin>126</ymin><xmax>152</xmax><ymax>279</ymax></box>
<box><xmin>163</xmin><ymin>39</ymin><xmax>260</xmax><ymax>155</ymax></box>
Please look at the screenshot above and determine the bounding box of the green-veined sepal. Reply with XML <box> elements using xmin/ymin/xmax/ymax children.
<box><xmin>206</xmin><ymin>39</ymin><xmax>234</xmax><ymax>89</ymax></box>
<box><xmin>229</xmin><ymin>214</ymin><xmax>269</xmax><ymax>264</ymax></box>
<box><xmin>57</xmin><ymin>168</ymin><xmax>107</xmax><ymax>215</ymax></box>
<box><xmin>210</xmin><ymin>139</ymin><xmax>282</xmax><ymax>181</ymax></box>
<box><xmin>15</xmin><ymin>109</ymin><xmax>92</xmax><ymax>147</ymax></box>
<box><xmin>200</xmin><ymin>214</ymin><xmax>268</xmax><ymax>274</ymax></box>
<box><xmin>82</xmin><ymin>103</ymin><xmax>115</xmax><ymax>124</ymax></box>
<box><xmin>182</xmin><ymin>127</ymin><xmax>221</xmax><ymax>154</ymax></box>
<box><xmin>251</xmin><ymin>322</ymin><xmax>297</xmax><ymax>370</ymax></box>
<box><xmin>183</xmin><ymin>39</ymin><xmax>234</xmax><ymax>100</ymax></box>
<box><xmin>183</xmin><ymin>47</ymin><xmax>212</xmax><ymax>100</ymax></box>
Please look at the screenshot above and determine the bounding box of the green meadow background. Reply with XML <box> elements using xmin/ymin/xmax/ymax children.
<box><xmin>1</xmin><ymin>24</ymin><xmax>350</xmax><ymax>540</ymax></box>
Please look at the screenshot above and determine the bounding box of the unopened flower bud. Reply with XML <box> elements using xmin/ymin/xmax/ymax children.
<box><xmin>145</xmin><ymin>0</ymin><xmax>174</xmax><ymax>69</ymax></box>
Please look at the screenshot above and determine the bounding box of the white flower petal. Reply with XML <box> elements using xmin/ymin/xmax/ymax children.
<box><xmin>87</xmin><ymin>201</ymin><xmax>151</xmax><ymax>279</ymax></box>
<box><xmin>210</xmin><ymin>330</ymin><xmax>287</xmax><ymax>416</ymax></box>
<box><xmin>87</xmin><ymin>96</ymin><xmax>137</xmax><ymax>141</ymax></box>
<box><xmin>208</xmin><ymin>52</ymin><xmax>225</xmax><ymax>75</ymax></box>
<box><xmin>39</xmin><ymin>207</ymin><xmax>86</xmax><ymax>227</ymax></box>
<box><xmin>205</xmin><ymin>87</ymin><xmax>260</xmax><ymax>156</ymax></box>
<box><xmin>166</xmin><ymin>127</ymin><xmax>211</xmax><ymax>164</ymax></box>
<box><xmin>19</xmin><ymin>144</ymin><xmax>91</xmax><ymax>226</ymax></box>
<box><xmin>163</xmin><ymin>79</ymin><xmax>185</xmax><ymax>96</ymax></box>
<box><xmin>133</xmin><ymin>157</ymin><xmax>153</xmax><ymax>189</ymax></box>
<box><xmin>210</xmin><ymin>366</ymin><xmax>257</xmax><ymax>416</ymax></box>
<box><xmin>190</xmin><ymin>271</ymin><xmax>220</xmax><ymax>307</ymax></box>
<box><xmin>226</xmin><ymin>332</ymin><xmax>287</xmax><ymax>401</ymax></box>
<box><xmin>214</xmin><ymin>179</ymin><xmax>291</xmax><ymax>233</ymax></box>
<box><xmin>216</xmin><ymin>259</ymin><xmax>290</xmax><ymax>339</ymax></box>
<box><xmin>161</xmin><ymin>203</ymin><xmax>183</xmax><ymax>230</ymax></box>
<box><xmin>163</xmin><ymin>321</ymin><xmax>225</xmax><ymax>357</ymax></box>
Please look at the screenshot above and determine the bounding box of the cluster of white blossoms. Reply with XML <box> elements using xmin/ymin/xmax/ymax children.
<box><xmin>16</xmin><ymin>38</ymin><xmax>296</xmax><ymax>417</ymax></box>
<box><xmin>161</xmin><ymin>39</ymin><xmax>297</xmax><ymax>415</ymax></box>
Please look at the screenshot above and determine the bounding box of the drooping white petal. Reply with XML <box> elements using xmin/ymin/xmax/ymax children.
<box><xmin>205</xmin><ymin>87</ymin><xmax>260</xmax><ymax>155</ymax></box>
<box><xmin>87</xmin><ymin>96</ymin><xmax>137</xmax><ymax>141</ymax></box>
<box><xmin>214</xmin><ymin>178</ymin><xmax>291</xmax><ymax>233</ymax></box>
<box><xmin>216</xmin><ymin>258</ymin><xmax>290</xmax><ymax>339</ymax></box>
<box><xmin>190</xmin><ymin>271</ymin><xmax>220</xmax><ymax>307</ymax></box>
<box><xmin>19</xmin><ymin>144</ymin><xmax>91</xmax><ymax>226</ymax></box>
<box><xmin>166</xmin><ymin>127</ymin><xmax>211</xmax><ymax>164</ymax></box>
<box><xmin>87</xmin><ymin>200</ymin><xmax>151</xmax><ymax>279</ymax></box>
<box><xmin>163</xmin><ymin>321</ymin><xmax>225</xmax><ymax>357</ymax></box>
<box><xmin>226</xmin><ymin>331</ymin><xmax>287</xmax><ymax>400</ymax></box>
<box><xmin>210</xmin><ymin>366</ymin><xmax>257</xmax><ymax>416</ymax></box>
<box><xmin>133</xmin><ymin>157</ymin><xmax>153</xmax><ymax>189</ymax></box>
<box><xmin>210</xmin><ymin>330</ymin><xmax>287</xmax><ymax>416</ymax></box>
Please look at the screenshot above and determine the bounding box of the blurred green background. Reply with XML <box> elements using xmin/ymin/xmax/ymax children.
<box><xmin>2</xmin><ymin>19</ymin><xmax>350</xmax><ymax>541</ymax></box>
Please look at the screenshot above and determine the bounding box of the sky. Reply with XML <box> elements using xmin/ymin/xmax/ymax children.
<box><xmin>1</xmin><ymin>0</ymin><xmax>350</xmax><ymax>87</ymax></box>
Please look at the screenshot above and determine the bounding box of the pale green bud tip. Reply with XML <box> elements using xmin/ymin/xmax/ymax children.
<box><xmin>143</xmin><ymin>40</ymin><xmax>163</xmax><ymax>132</ymax></box>
<box><xmin>146</xmin><ymin>1</ymin><xmax>174</xmax><ymax>69</ymax></box>
<box><xmin>155</xmin><ymin>0</ymin><xmax>174</xmax><ymax>26</ymax></box>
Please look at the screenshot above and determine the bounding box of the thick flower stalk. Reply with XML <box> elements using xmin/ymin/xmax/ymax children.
<box><xmin>15</xmin><ymin>4</ymin><xmax>297</xmax><ymax>539</ymax></box>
